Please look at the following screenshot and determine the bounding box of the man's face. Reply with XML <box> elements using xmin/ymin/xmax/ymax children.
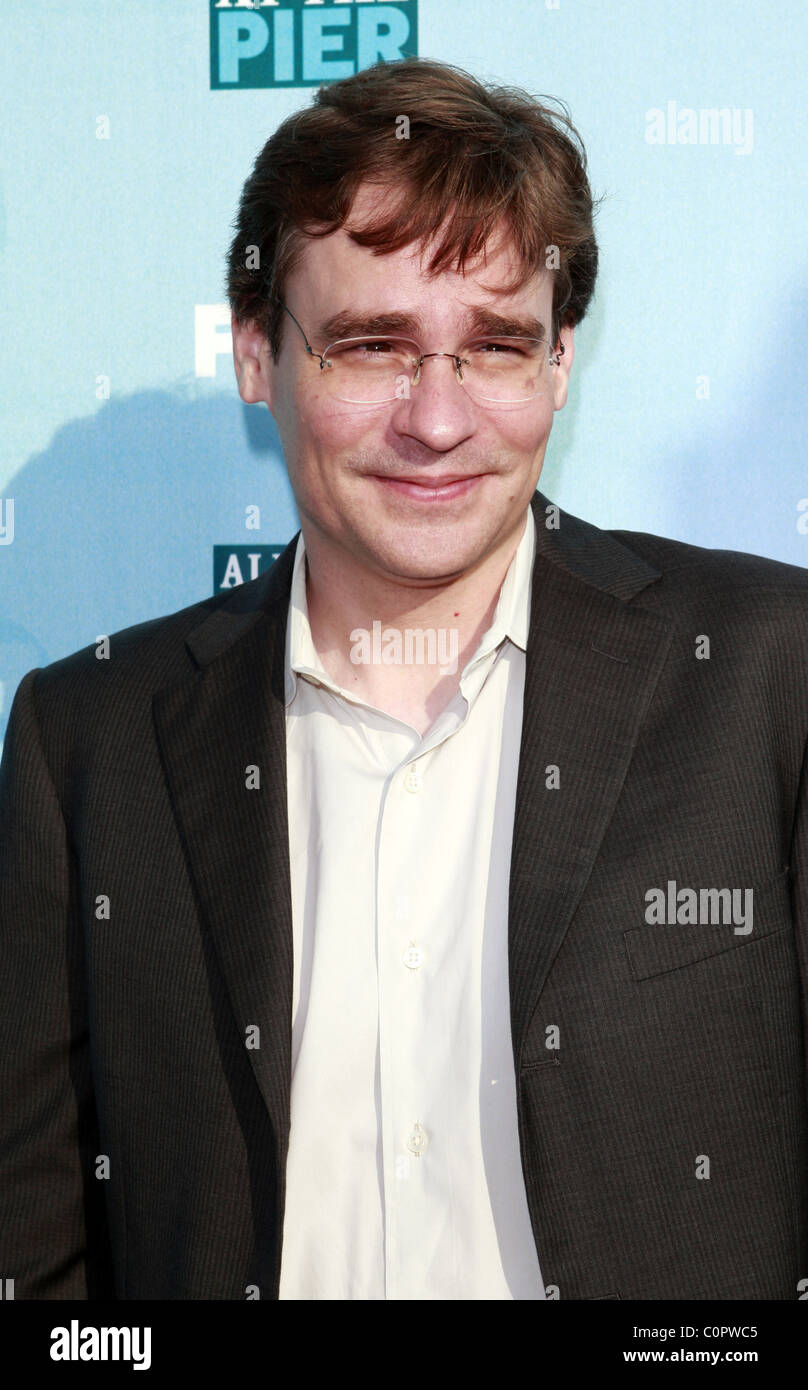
<box><xmin>233</xmin><ymin>185</ymin><xmax>574</xmax><ymax>588</ymax></box>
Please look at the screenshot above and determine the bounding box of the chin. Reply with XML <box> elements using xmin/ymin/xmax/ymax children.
<box><xmin>371</xmin><ymin>540</ymin><xmax>483</xmax><ymax>583</ymax></box>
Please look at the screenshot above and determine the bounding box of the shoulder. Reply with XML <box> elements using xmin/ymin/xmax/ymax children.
<box><xmin>610</xmin><ymin>523</ymin><xmax>808</xmax><ymax>597</ymax></box>
<box><xmin>602</xmin><ymin>527</ymin><xmax>808</xmax><ymax>715</ymax></box>
<box><xmin>22</xmin><ymin>532</ymin><xmax>299</xmax><ymax>751</ymax></box>
<box><xmin>534</xmin><ymin>492</ymin><xmax>808</xmax><ymax>686</ymax></box>
<box><xmin>610</xmin><ymin>524</ymin><xmax>808</xmax><ymax>633</ymax></box>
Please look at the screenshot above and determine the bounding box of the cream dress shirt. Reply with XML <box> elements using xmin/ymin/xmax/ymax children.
<box><xmin>278</xmin><ymin>505</ymin><xmax>546</xmax><ymax>1301</ymax></box>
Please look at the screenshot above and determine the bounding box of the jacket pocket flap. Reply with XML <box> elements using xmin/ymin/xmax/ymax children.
<box><xmin>623</xmin><ymin>867</ymin><xmax>791</xmax><ymax>981</ymax></box>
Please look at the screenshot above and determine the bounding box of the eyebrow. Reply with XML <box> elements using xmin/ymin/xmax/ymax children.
<box><xmin>317</xmin><ymin>307</ymin><xmax>548</xmax><ymax>346</ymax></box>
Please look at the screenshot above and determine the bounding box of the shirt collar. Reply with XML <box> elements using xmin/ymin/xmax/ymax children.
<box><xmin>284</xmin><ymin>502</ymin><xmax>536</xmax><ymax>707</ymax></box>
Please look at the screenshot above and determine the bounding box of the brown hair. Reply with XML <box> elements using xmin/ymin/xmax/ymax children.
<box><xmin>226</xmin><ymin>57</ymin><xmax>602</xmax><ymax>360</ymax></box>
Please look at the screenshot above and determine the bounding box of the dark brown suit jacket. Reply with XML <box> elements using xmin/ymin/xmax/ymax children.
<box><xmin>2</xmin><ymin>490</ymin><xmax>807</xmax><ymax>1299</ymax></box>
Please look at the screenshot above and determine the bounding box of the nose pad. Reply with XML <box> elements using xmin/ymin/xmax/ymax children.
<box><xmin>410</xmin><ymin>353</ymin><xmax>468</xmax><ymax>392</ymax></box>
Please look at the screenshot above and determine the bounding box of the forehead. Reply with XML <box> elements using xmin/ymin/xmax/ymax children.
<box><xmin>285</xmin><ymin>181</ymin><xmax>550</xmax><ymax>320</ymax></box>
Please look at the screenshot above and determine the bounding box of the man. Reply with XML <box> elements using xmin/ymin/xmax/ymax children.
<box><xmin>1</xmin><ymin>57</ymin><xmax>806</xmax><ymax>1302</ymax></box>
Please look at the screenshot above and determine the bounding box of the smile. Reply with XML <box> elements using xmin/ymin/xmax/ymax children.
<box><xmin>371</xmin><ymin>474</ymin><xmax>486</xmax><ymax>501</ymax></box>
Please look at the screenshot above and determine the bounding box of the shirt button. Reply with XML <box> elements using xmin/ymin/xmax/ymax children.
<box><xmin>403</xmin><ymin>766</ymin><xmax>422</xmax><ymax>793</ymax></box>
<box><xmin>406</xmin><ymin>1122</ymin><xmax>429</xmax><ymax>1156</ymax></box>
<box><xmin>402</xmin><ymin>942</ymin><xmax>425</xmax><ymax>970</ymax></box>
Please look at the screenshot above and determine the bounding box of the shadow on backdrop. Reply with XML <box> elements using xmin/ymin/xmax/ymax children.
<box><xmin>0</xmin><ymin>389</ymin><xmax>296</xmax><ymax>747</ymax></box>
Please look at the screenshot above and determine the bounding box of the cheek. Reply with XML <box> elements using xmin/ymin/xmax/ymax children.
<box><xmin>299</xmin><ymin>396</ymin><xmax>392</xmax><ymax>459</ymax></box>
<box><xmin>491</xmin><ymin>398</ymin><xmax>555</xmax><ymax>454</ymax></box>
<box><xmin>280</xmin><ymin>395</ymin><xmax>380</xmax><ymax>507</ymax></box>
<box><xmin>273</xmin><ymin>375</ymin><xmax>340</xmax><ymax>459</ymax></box>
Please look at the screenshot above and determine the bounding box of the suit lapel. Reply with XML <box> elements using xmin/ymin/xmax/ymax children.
<box><xmin>508</xmin><ymin>494</ymin><xmax>674</xmax><ymax>1065</ymax></box>
<box><xmin>152</xmin><ymin>541</ymin><xmax>298</xmax><ymax>1157</ymax></box>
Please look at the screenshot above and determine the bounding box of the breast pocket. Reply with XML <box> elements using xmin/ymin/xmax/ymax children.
<box><xmin>622</xmin><ymin>866</ymin><xmax>792</xmax><ymax>981</ymax></box>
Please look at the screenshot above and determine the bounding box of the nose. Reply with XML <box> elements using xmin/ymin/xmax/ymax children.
<box><xmin>393</xmin><ymin>352</ymin><xmax>477</xmax><ymax>452</ymax></box>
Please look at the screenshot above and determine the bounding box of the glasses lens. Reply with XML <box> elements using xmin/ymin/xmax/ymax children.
<box><xmin>322</xmin><ymin>337</ymin><xmax>420</xmax><ymax>404</ymax></box>
<box><xmin>318</xmin><ymin>336</ymin><xmax>550</xmax><ymax>405</ymax></box>
<box><xmin>460</xmin><ymin>339</ymin><xmax>547</xmax><ymax>403</ymax></box>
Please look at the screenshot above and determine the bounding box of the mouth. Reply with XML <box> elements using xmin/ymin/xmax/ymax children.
<box><xmin>370</xmin><ymin>473</ymin><xmax>487</xmax><ymax>502</ymax></box>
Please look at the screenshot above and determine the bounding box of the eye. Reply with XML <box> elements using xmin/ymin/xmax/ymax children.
<box><xmin>344</xmin><ymin>339</ymin><xmax>399</xmax><ymax>357</ymax></box>
<box><xmin>325</xmin><ymin>338</ymin><xmax>417</xmax><ymax>367</ymax></box>
<box><xmin>470</xmin><ymin>339</ymin><xmax>527</xmax><ymax>356</ymax></box>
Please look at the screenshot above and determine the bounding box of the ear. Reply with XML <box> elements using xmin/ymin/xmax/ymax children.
<box><xmin>551</xmin><ymin>322</ymin><xmax>575</xmax><ymax>411</ymax></box>
<box><xmin>231</xmin><ymin>311</ymin><xmax>273</xmax><ymax>407</ymax></box>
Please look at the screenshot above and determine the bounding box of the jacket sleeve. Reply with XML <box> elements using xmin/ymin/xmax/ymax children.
<box><xmin>0</xmin><ymin>670</ymin><xmax>114</xmax><ymax>1298</ymax></box>
<box><xmin>792</xmin><ymin>733</ymin><xmax>808</xmax><ymax>1095</ymax></box>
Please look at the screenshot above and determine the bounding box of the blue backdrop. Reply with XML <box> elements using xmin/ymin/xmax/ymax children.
<box><xmin>2</xmin><ymin>0</ymin><xmax>807</xmax><ymax>752</ymax></box>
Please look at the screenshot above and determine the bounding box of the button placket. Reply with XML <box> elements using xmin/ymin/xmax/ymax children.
<box><xmin>378</xmin><ymin>751</ymin><xmax>438</xmax><ymax>1298</ymax></box>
